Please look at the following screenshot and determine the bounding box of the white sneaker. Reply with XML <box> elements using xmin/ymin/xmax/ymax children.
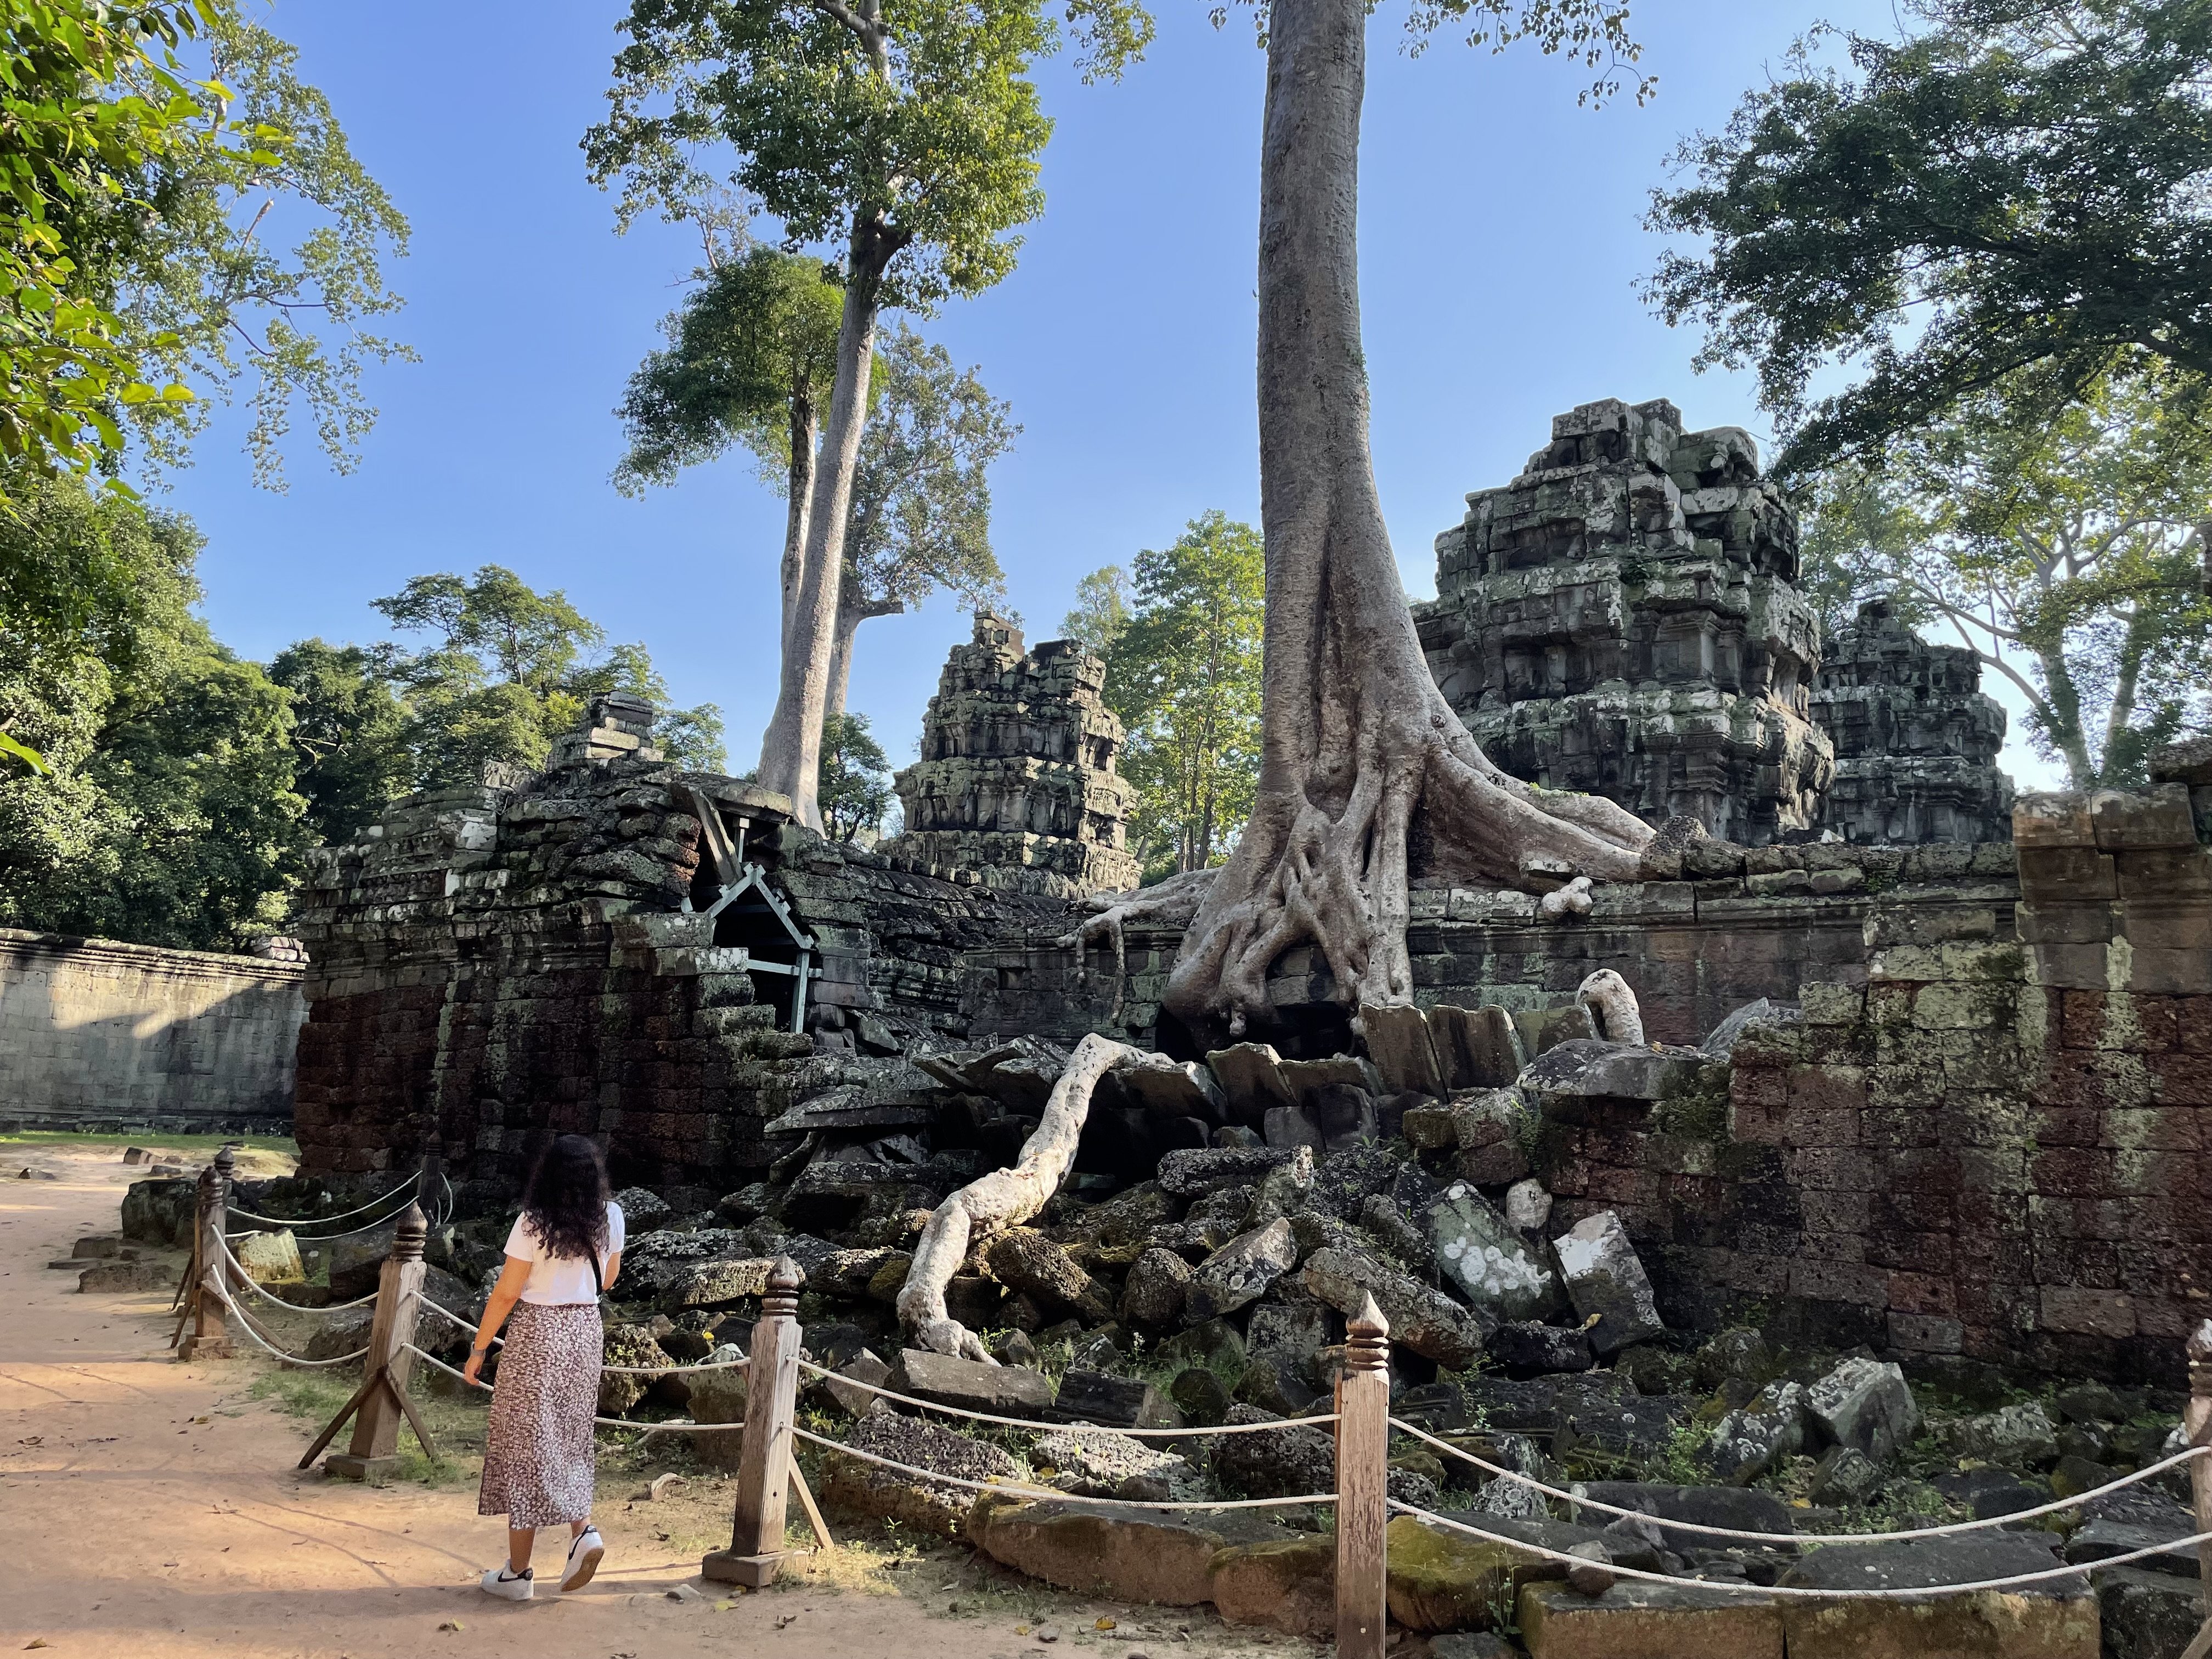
<box><xmin>560</xmin><ymin>1526</ymin><xmax>605</xmax><ymax>1592</ymax></box>
<box><xmin>479</xmin><ymin>1565</ymin><xmax>533</xmax><ymax>1601</ymax></box>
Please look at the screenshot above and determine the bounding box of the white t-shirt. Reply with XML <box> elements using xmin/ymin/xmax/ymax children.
<box><xmin>503</xmin><ymin>1201</ymin><xmax>626</xmax><ymax>1305</ymax></box>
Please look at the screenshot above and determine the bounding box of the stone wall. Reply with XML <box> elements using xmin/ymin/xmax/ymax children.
<box><xmin>0</xmin><ymin>929</ymin><xmax>303</xmax><ymax>1132</ymax></box>
<box><xmin>1810</xmin><ymin>599</ymin><xmax>2014</xmax><ymax>844</ymax></box>
<box><xmin>885</xmin><ymin>612</ymin><xmax>1142</xmax><ymax>898</ymax></box>
<box><xmin>289</xmin><ymin>720</ymin><xmax>1064</xmax><ymax>1199</ymax></box>
<box><xmin>1414</xmin><ymin>398</ymin><xmax>1834</xmax><ymax>844</ymax></box>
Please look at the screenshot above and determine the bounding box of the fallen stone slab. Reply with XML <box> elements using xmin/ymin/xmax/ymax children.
<box><xmin>1112</xmin><ymin>1053</ymin><xmax>1228</xmax><ymax>1122</ymax></box>
<box><xmin>1209</xmin><ymin>1403</ymin><xmax>1334</xmax><ymax>1500</ymax></box>
<box><xmin>1518</xmin><ymin>1579</ymin><xmax>1784</xmax><ymax>1659</ymax></box>
<box><xmin>1385</xmin><ymin>1513</ymin><xmax>1565</xmax><ymax>1632</ymax></box>
<box><xmin>1184</xmin><ymin>1219</ymin><xmax>1299</xmax><ymax>1323</ymax></box>
<box><xmin>820</xmin><ymin>1409</ymin><xmax>1025</xmax><ymax>1537</ymax></box>
<box><xmin>1775</xmin><ymin>1532</ymin><xmax>2096</xmax><ymax>1659</ymax></box>
<box><xmin>1553</xmin><ymin>1210</ymin><xmax>1664</xmax><ymax>1355</ymax></box>
<box><xmin>230</xmin><ymin>1229</ymin><xmax>303</xmax><ymax>1284</ymax></box>
<box><xmin>1570</xmin><ymin>1483</ymin><xmax>1797</xmax><ymax>1555</ymax></box>
<box><xmin>1421</xmin><ymin>1181</ymin><xmax>1559</xmax><ymax>1323</ymax></box>
<box><xmin>980</xmin><ymin>1228</ymin><xmax>1113</xmax><ymax>1323</ymax></box>
<box><xmin>1487</xmin><ymin>1321</ymin><xmax>1593</xmax><ymax>1378</ymax></box>
<box><xmin>1426</xmin><ymin>1003</ymin><xmax>1524</xmax><ymax>1090</ymax></box>
<box><xmin>1207</xmin><ymin>1533</ymin><xmax>1336</xmax><ymax>1637</ymax></box>
<box><xmin>2063</xmin><ymin>1516</ymin><xmax>2199</xmax><ymax>1579</ymax></box>
<box><xmin>2096</xmin><ymin>1564</ymin><xmax>2201</xmax><ymax>1659</ymax></box>
<box><xmin>1804</xmin><ymin>1356</ymin><xmax>1920</xmax><ymax>1465</ymax></box>
<box><xmin>1157</xmin><ymin>1145</ymin><xmax>1294</xmax><ymax>1198</ymax></box>
<box><xmin>77</xmin><ymin>1258</ymin><xmax>174</xmax><ymax>1293</ymax></box>
<box><xmin>1048</xmin><ymin>1369</ymin><xmax>1178</xmax><ymax>1430</ymax></box>
<box><xmin>1203</xmin><ymin>1043</ymin><xmax>1297</xmax><ymax>1122</ymax></box>
<box><xmin>1360</xmin><ymin>1002</ymin><xmax>1444</xmax><ymax>1097</ymax></box>
<box><xmin>888</xmin><ymin>1348</ymin><xmax>1056</xmax><ymax>1420</ymax></box>
<box><xmin>967</xmin><ymin>1491</ymin><xmax>1291</xmax><ymax>1605</ymax></box>
<box><xmin>1300</xmin><ymin>1245</ymin><xmax>1489</xmax><ymax>1368</ymax></box>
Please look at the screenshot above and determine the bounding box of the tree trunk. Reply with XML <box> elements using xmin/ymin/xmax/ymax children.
<box><xmin>2035</xmin><ymin>644</ymin><xmax>2096</xmax><ymax>791</ymax></box>
<box><xmin>778</xmin><ymin>393</ymin><xmax>819</xmax><ymax>656</ymax></box>
<box><xmin>1161</xmin><ymin>0</ymin><xmax>1653</xmax><ymax>1039</ymax></box>
<box><xmin>757</xmin><ymin>223</ymin><xmax>893</xmax><ymax>828</ymax></box>
<box><xmin>825</xmin><ymin>594</ymin><xmax>904</xmax><ymax>725</ymax></box>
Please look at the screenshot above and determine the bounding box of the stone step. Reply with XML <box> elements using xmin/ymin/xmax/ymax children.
<box><xmin>1519</xmin><ymin>1579</ymin><xmax>1784</xmax><ymax>1658</ymax></box>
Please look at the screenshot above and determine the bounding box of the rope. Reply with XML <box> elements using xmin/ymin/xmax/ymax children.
<box><xmin>212</xmin><ymin>1237</ymin><xmax>379</xmax><ymax>1313</ymax></box>
<box><xmin>204</xmin><ymin>1283</ymin><xmax>371</xmax><ymax>1369</ymax></box>
<box><xmin>415</xmin><ymin>1299</ymin><xmax>749</xmax><ymax>1373</ymax></box>
<box><xmin>796</xmin><ymin>1359</ymin><xmax>1338</xmax><ymax>1438</ymax></box>
<box><xmin>792</xmin><ymin>1424</ymin><xmax>1335</xmax><ymax>1510</ymax></box>
<box><xmin>225</xmin><ymin>1208</ymin><xmax>422</xmax><ymax>1245</ymax></box>
<box><xmin>1392</xmin><ymin>1500</ymin><xmax>2212</xmax><ymax>1600</ymax></box>
<box><xmin>401</xmin><ymin>1345</ymin><xmax>756</xmax><ymax>1434</ymax></box>
<box><xmin>1390</xmin><ymin>1416</ymin><xmax>2212</xmax><ymax>1547</ymax></box>
<box><xmin>224</xmin><ymin>1170</ymin><xmax>422</xmax><ymax>1231</ymax></box>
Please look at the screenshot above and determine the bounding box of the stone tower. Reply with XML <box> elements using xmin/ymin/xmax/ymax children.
<box><xmin>884</xmin><ymin>612</ymin><xmax>1142</xmax><ymax>899</ymax></box>
<box><xmin>1809</xmin><ymin>598</ymin><xmax>2015</xmax><ymax>843</ymax></box>
<box><xmin>1414</xmin><ymin>397</ymin><xmax>1835</xmax><ymax>844</ymax></box>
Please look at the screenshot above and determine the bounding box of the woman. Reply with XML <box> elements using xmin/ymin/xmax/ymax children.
<box><xmin>464</xmin><ymin>1133</ymin><xmax>625</xmax><ymax>1602</ymax></box>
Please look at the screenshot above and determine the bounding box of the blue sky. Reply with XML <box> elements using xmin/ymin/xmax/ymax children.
<box><xmin>171</xmin><ymin>0</ymin><xmax>2063</xmax><ymax>788</ymax></box>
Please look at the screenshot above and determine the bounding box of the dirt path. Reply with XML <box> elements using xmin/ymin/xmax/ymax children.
<box><xmin>3</xmin><ymin>1148</ymin><xmax>1314</xmax><ymax>1659</ymax></box>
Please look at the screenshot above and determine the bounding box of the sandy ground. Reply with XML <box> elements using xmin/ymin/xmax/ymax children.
<box><xmin>2</xmin><ymin>1147</ymin><xmax>1323</xmax><ymax>1659</ymax></box>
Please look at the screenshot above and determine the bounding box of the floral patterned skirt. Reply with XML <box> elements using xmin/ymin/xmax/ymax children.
<box><xmin>477</xmin><ymin>1300</ymin><xmax>600</xmax><ymax>1528</ymax></box>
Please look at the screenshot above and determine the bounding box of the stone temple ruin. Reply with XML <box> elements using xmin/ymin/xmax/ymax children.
<box><xmin>883</xmin><ymin>611</ymin><xmax>1142</xmax><ymax>899</ymax></box>
<box><xmin>128</xmin><ymin>397</ymin><xmax>2212</xmax><ymax>1657</ymax></box>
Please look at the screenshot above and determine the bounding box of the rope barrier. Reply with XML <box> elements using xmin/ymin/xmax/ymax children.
<box><xmin>791</xmin><ymin>1424</ymin><xmax>1336</xmax><ymax>1511</ymax></box>
<box><xmin>225</xmin><ymin>1170</ymin><xmax>423</xmax><ymax>1231</ymax></box>
<box><xmin>413</xmin><ymin>1299</ymin><xmax>751</xmax><ymax>1374</ymax></box>
<box><xmin>795</xmin><ymin>1359</ymin><xmax>1339</xmax><ymax>1438</ymax></box>
<box><xmin>1392</xmin><ymin>1500</ymin><xmax>2212</xmax><ymax>1600</ymax></box>
<box><xmin>400</xmin><ymin>1344</ymin><xmax>757</xmax><ymax>1434</ymax></box>
<box><xmin>1389</xmin><ymin>1416</ymin><xmax>2211</xmax><ymax>1547</ymax></box>
<box><xmin>204</xmin><ymin>1283</ymin><xmax>372</xmax><ymax>1369</ymax></box>
<box><xmin>212</xmin><ymin>1237</ymin><xmax>380</xmax><ymax>1313</ymax></box>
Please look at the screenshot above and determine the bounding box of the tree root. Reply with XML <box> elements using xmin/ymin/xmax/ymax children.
<box><xmin>1164</xmin><ymin>696</ymin><xmax>1653</xmax><ymax>1039</ymax></box>
<box><xmin>1060</xmin><ymin>868</ymin><xmax>1218</xmax><ymax>1021</ymax></box>
<box><xmin>895</xmin><ymin>1032</ymin><xmax>1141</xmax><ymax>1361</ymax></box>
<box><xmin>1577</xmin><ymin>968</ymin><xmax>1644</xmax><ymax>1046</ymax></box>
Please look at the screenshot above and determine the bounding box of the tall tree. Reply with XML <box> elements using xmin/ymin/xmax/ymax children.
<box><xmin>1803</xmin><ymin>373</ymin><xmax>2212</xmax><ymax>791</ymax></box>
<box><xmin>817</xmin><ymin>710</ymin><xmax>893</xmax><ymax>842</ymax></box>
<box><xmin>832</xmin><ymin>324</ymin><xmax>1017</xmax><ymax>719</ymax></box>
<box><xmin>1161</xmin><ymin>1</ymin><xmax>1656</xmax><ymax>1039</ymax></box>
<box><xmin>1060</xmin><ymin>564</ymin><xmax>1130</xmax><ymax>656</ymax></box>
<box><xmin>372</xmin><ymin>566</ymin><xmax>725</xmax><ymax>788</ymax></box>
<box><xmin>588</xmin><ymin>0</ymin><xmax>1146</xmax><ymax>830</ymax></box>
<box><xmin>614</xmin><ymin>246</ymin><xmax>844</xmax><ymax>650</ymax></box>
<box><xmin>1645</xmin><ymin>0</ymin><xmax>2212</xmax><ymax>475</ymax></box>
<box><xmin>1093</xmin><ymin>512</ymin><xmax>1263</xmax><ymax>878</ymax></box>
<box><xmin>266</xmin><ymin>639</ymin><xmax>412</xmax><ymax>844</ymax></box>
<box><xmin>0</xmin><ymin>470</ymin><xmax>309</xmax><ymax>950</ymax></box>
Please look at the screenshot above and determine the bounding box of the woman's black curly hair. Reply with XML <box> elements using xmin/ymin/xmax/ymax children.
<box><xmin>520</xmin><ymin>1133</ymin><xmax>611</xmax><ymax>1264</ymax></box>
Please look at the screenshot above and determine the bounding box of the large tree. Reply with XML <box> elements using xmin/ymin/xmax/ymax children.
<box><xmin>588</xmin><ymin>0</ymin><xmax>1144</xmax><ymax>830</ymax></box>
<box><xmin>615</xmin><ymin>245</ymin><xmax>844</xmax><ymax>653</ymax></box>
<box><xmin>832</xmin><ymin>323</ymin><xmax>1016</xmax><ymax>719</ymax></box>
<box><xmin>1158</xmin><ymin>0</ymin><xmax>1657</xmax><ymax>1039</ymax></box>
<box><xmin>1804</xmin><ymin>371</ymin><xmax>2212</xmax><ymax>791</ymax></box>
<box><xmin>1085</xmin><ymin>511</ymin><xmax>1264</xmax><ymax>879</ymax></box>
<box><xmin>1645</xmin><ymin>0</ymin><xmax>2212</xmax><ymax>475</ymax></box>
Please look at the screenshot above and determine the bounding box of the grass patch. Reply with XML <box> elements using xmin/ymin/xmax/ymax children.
<box><xmin>249</xmin><ymin>1361</ymin><xmax>487</xmax><ymax>1488</ymax></box>
<box><xmin>2</xmin><ymin>1129</ymin><xmax>298</xmax><ymax>1171</ymax></box>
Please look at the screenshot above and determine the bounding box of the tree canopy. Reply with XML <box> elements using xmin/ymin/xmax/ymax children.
<box><xmin>1081</xmin><ymin>512</ymin><xmax>1264</xmax><ymax>879</ymax></box>
<box><xmin>817</xmin><ymin>710</ymin><xmax>893</xmax><ymax>842</ymax></box>
<box><xmin>1646</xmin><ymin>0</ymin><xmax>2212</xmax><ymax>474</ymax></box>
<box><xmin>0</xmin><ymin>0</ymin><xmax>410</xmax><ymax>486</ymax></box>
<box><xmin>1803</xmin><ymin>373</ymin><xmax>2212</xmax><ymax>790</ymax></box>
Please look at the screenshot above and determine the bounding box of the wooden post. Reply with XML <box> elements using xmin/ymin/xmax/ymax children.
<box><xmin>703</xmin><ymin>1254</ymin><xmax>804</xmax><ymax>1588</ymax></box>
<box><xmin>2180</xmin><ymin>1320</ymin><xmax>2212</xmax><ymax>1659</ymax></box>
<box><xmin>1335</xmin><ymin>1292</ymin><xmax>1391</xmax><ymax>1659</ymax></box>
<box><xmin>178</xmin><ymin>1146</ymin><xmax>235</xmax><ymax>1361</ymax></box>
<box><xmin>325</xmin><ymin>1202</ymin><xmax>428</xmax><ymax>1480</ymax></box>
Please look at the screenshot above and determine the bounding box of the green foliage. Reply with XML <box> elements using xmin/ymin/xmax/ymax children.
<box><xmin>1096</xmin><ymin>512</ymin><xmax>1265</xmax><ymax>878</ymax></box>
<box><xmin>1060</xmin><ymin>564</ymin><xmax>1128</xmax><ymax>656</ymax></box>
<box><xmin>588</xmin><ymin>0</ymin><xmax>1147</xmax><ymax>308</ymax></box>
<box><xmin>613</xmin><ymin>245</ymin><xmax>844</xmax><ymax>494</ymax></box>
<box><xmin>818</xmin><ymin>710</ymin><xmax>892</xmax><ymax>842</ymax></box>
<box><xmin>1646</xmin><ymin>0</ymin><xmax>2212</xmax><ymax>473</ymax></box>
<box><xmin>1801</xmin><ymin>371</ymin><xmax>2212</xmax><ymax>789</ymax></box>
<box><xmin>0</xmin><ymin>466</ymin><xmax>311</xmax><ymax>950</ymax></box>
<box><xmin>119</xmin><ymin>1</ymin><xmax>414</xmax><ymax>486</ymax></box>
<box><xmin>0</xmin><ymin>0</ymin><xmax>409</xmax><ymax>486</ymax></box>
<box><xmin>0</xmin><ymin>1</ymin><xmax>209</xmax><ymax>478</ymax></box>
<box><xmin>845</xmin><ymin>324</ymin><xmax>1015</xmax><ymax>616</ymax></box>
<box><xmin>370</xmin><ymin>565</ymin><xmax>726</xmax><ymax>788</ymax></box>
<box><xmin>266</xmin><ymin>638</ymin><xmax>410</xmax><ymax>845</ymax></box>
